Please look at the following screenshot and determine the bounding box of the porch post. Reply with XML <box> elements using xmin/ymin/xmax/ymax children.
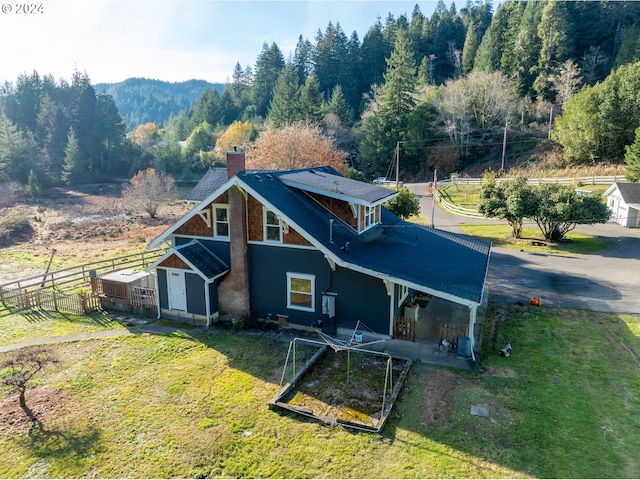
<box><xmin>469</xmin><ymin>304</ymin><xmax>477</xmax><ymax>361</ymax></box>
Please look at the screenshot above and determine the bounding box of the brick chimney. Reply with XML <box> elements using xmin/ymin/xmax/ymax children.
<box><xmin>218</xmin><ymin>150</ymin><xmax>250</xmax><ymax>318</ymax></box>
<box><xmin>227</xmin><ymin>148</ymin><xmax>245</xmax><ymax>179</ymax></box>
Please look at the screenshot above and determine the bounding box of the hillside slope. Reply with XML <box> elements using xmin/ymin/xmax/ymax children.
<box><xmin>95</xmin><ymin>77</ymin><xmax>224</xmax><ymax>128</ymax></box>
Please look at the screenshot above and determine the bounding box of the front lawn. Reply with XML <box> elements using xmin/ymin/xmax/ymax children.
<box><xmin>458</xmin><ymin>223</ymin><xmax>610</xmax><ymax>255</ymax></box>
<box><xmin>0</xmin><ymin>305</ymin><xmax>638</xmax><ymax>478</ymax></box>
<box><xmin>0</xmin><ymin>307</ymin><xmax>126</xmax><ymax>347</ymax></box>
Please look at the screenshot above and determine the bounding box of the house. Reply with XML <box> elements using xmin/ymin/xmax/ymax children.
<box><xmin>146</xmin><ymin>151</ymin><xmax>491</xmax><ymax>353</ymax></box>
<box><xmin>604</xmin><ymin>183</ymin><xmax>640</xmax><ymax>228</ymax></box>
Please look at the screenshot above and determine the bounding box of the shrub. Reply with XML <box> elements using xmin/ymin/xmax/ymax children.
<box><xmin>0</xmin><ymin>207</ymin><xmax>34</xmax><ymax>247</ymax></box>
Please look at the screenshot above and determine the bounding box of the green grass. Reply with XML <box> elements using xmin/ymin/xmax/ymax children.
<box><xmin>458</xmin><ymin>223</ymin><xmax>610</xmax><ymax>255</ymax></box>
<box><xmin>0</xmin><ymin>306</ymin><xmax>638</xmax><ymax>478</ymax></box>
<box><xmin>0</xmin><ymin>307</ymin><xmax>126</xmax><ymax>347</ymax></box>
<box><xmin>439</xmin><ymin>184</ymin><xmax>480</xmax><ymax>209</ymax></box>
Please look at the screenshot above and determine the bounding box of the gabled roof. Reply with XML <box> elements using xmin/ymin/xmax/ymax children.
<box><xmin>276</xmin><ymin>167</ymin><xmax>396</xmax><ymax>205</ymax></box>
<box><xmin>148</xmin><ymin>240</ymin><xmax>229</xmax><ymax>281</ymax></box>
<box><xmin>187</xmin><ymin>167</ymin><xmax>228</xmax><ymax>202</ymax></box>
<box><xmin>239</xmin><ymin>170</ymin><xmax>491</xmax><ymax>305</ymax></box>
<box><xmin>149</xmin><ymin>166</ymin><xmax>491</xmax><ymax>306</ymax></box>
<box><xmin>605</xmin><ymin>182</ymin><xmax>640</xmax><ymax>207</ymax></box>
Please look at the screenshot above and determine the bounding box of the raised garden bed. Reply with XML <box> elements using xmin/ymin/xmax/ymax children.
<box><xmin>270</xmin><ymin>338</ymin><xmax>412</xmax><ymax>432</ymax></box>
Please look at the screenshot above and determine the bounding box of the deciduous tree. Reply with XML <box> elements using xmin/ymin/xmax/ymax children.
<box><xmin>122</xmin><ymin>168</ymin><xmax>177</xmax><ymax>218</ymax></box>
<box><xmin>478</xmin><ymin>175</ymin><xmax>537</xmax><ymax>239</ymax></box>
<box><xmin>532</xmin><ymin>183</ymin><xmax>610</xmax><ymax>242</ymax></box>
<box><xmin>383</xmin><ymin>187</ymin><xmax>420</xmax><ymax>219</ymax></box>
<box><xmin>1</xmin><ymin>347</ymin><xmax>58</xmax><ymax>433</ymax></box>
<box><xmin>247</xmin><ymin>122</ymin><xmax>348</xmax><ymax>174</ymax></box>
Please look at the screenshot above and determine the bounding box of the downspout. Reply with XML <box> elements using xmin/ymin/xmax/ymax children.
<box><xmin>205</xmin><ymin>279</ymin><xmax>212</xmax><ymax>328</ymax></box>
<box><xmin>469</xmin><ymin>304</ymin><xmax>477</xmax><ymax>362</ymax></box>
<box><xmin>155</xmin><ymin>272</ymin><xmax>161</xmax><ymax>320</ymax></box>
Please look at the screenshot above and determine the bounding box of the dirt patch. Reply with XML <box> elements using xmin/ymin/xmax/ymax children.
<box><xmin>0</xmin><ymin>387</ymin><xmax>67</xmax><ymax>435</ymax></box>
<box><xmin>419</xmin><ymin>368</ymin><xmax>461</xmax><ymax>427</ymax></box>
<box><xmin>0</xmin><ymin>185</ymin><xmax>192</xmax><ymax>284</ymax></box>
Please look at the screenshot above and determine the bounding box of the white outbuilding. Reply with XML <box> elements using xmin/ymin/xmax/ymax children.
<box><xmin>604</xmin><ymin>183</ymin><xmax>640</xmax><ymax>228</ymax></box>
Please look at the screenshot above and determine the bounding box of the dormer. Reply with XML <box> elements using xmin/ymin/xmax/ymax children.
<box><xmin>277</xmin><ymin>168</ymin><xmax>398</xmax><ymax>234</ymax></box>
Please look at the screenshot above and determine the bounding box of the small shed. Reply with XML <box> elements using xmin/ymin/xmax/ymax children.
<box><xmin>96</xmin><ymin>269</ymin><xmax>156</xmax><ymax>305</ymax></box>
<box><xmin>604</xmin><ymin>183</ymin><xmax>640</xmax><ymax>228</ymax></box>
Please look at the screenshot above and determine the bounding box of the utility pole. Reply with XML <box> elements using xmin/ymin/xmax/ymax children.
<box><xmin>395</xmin><ymin>141</ymin><xmax>400</xmax><ymax>189</ymax></box>
<box><xmin>501</xmin><ymin>117</ymin><xmax>508</xmax><ymax>173</ymax></box>
<box><xmin>431</xmin><ymin>170</ymin><xmax>437</xmax><ymax>229</ymax></box>
<box><xmin>548</xmin><ymin>104</ymin><xmax>554</xmax><ymax>139</ymax></box>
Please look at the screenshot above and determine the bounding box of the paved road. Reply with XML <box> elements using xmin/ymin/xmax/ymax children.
<box><xmin>406</xmin><ymin>183</ymin><xmax>640</xmax><ymax>314</ymax></box>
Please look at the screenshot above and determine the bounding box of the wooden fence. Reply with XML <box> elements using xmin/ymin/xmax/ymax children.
<box><xmin>0</xmin><ymin>287</ymin><xmax>101</xmax><ymax>315</ymax></box>
<box><xmin>438</xmin><ymin>322</ymin><xmax>469</xmax><ymax>349</ymax></box>
<box><xmin>0</xmin><ymin>248</ymin><xmax>166</xmax><ymax>294</ymax></box>
<box><xmin>433</xmin><ymin>175</ymin><xmax>625</xmax><ymax>219</ymax></box>
<box><xmin>90</xmin><ymin>277</ymin><xmax>157</xmax><ymax>309</ymax></box>
<box><xmin>393</xmin><ymin>316</ymin><xmax>417</xmax><ymax>342</ymax></box>
<box><xmin>440</xmin><ymin>175</ymin><xmax>626</xmax><ymax>186</ymax></box>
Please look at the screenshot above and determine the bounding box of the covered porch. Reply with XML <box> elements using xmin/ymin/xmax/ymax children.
<box><xmin>387</xmin><ymin>295</ymin><xmax>484</xmax><ymax>370</ymax></box>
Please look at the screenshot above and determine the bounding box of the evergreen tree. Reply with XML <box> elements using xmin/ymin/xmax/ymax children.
<box><xmin>251</xmin><ymin>42</ymin><xmax>285</xmax><ymax>118</ymax></box>
<box><xmin>36</xmin><ymin>93</ymin><xmax>69</xmax><ymax>180</ymax></box>
<box><xmin>191</xmin><ymin>88</ymin><xmax>224</xmax><ymax>128</ymax></box>
<box><xmin>360</xmin><ymin>30</ymin><xmax>418</xmax><ymax>176</ymax></box>
<box><xmin>533</xmin><ymin>0</ymin><xmax>572</xmax><ymax>101</ymax></box>
<box><xmin>314</xmin><ymin>22</ymin><xmax>356</xmax><ymax>109</ymax></box>
<box><xmin>613</xmin><ymin>23</ymin><xmax>640</xmax><ymax>68</ymax></box>
<box><xmin>267</xmin><ymin>65</ymin><xmax>301</xmax><ymax>128</ymax></box>
<box><xmin>360</xmin><ymin>20</ymin><xmax>388</xmax><ymax>91</ymax></box>
<box><xmin>324</xmin><ymin>85</ymin><xmax>353</xmax><ymax>126</ymax></box>
<box><xmin>462</xmin><ymin>21</ymin><xmax>478</xmax><ymax>74</ymax></box>
<box><xmin>508</xmin><ymin>0</ymin><xmax>543</xmax><ymax>96</ymax></box>
<box><xmin>299</xmin><ymin>73</ymin><xmax>324</xmax><ymax>124</ymax></box>
<box><xmin>61</xmin><ymin>128</ymin><xmax>88</xmax><ymax>185</ymax></box>
<box><xmin>0</xmin><ymin>115</ymin><xmax>30</xmax><ymax>182</ymax></box>
<box><xmin>94</xmin><ymin>93</ymin><xmax>127</xmax><ymax>176</ymax></box>
<box><xmin>624</xmin><ymin>126</ymin><xmax>640</xmax><ymax>182</ymax></box>
<box><xmin>292</xmin><ymin>35</ymin><xmax>314</xmax><ymax>85</ymax></box>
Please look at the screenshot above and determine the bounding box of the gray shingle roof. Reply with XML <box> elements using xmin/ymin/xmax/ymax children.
<box><xmin>175</xmin><ymin>240</ymin><xmax>229</xmax><ymax>280</ymax></box>
<box><xmin>616</xmin><ymin>183</ymin><xmax>640</xmax><ymax>205</ymax></box>
<box><xmin>239</xmin><ymin>170</ymin><xmax>490</xmax><ymax>304</ymax></box>
<box><xmin>277</xmin><ymin>168</ymin><xmax>396</xmax><ymax>204</ymax></box>
<box><xmin>187</xmin><ymin>168</ymin><xmax>228</xmax><ymax>202</ymax></box>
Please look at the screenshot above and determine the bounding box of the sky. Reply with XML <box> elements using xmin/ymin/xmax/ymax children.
<box><xmin>1</xmin><ymin>0</ymin><xmax>442</xmax><ymax>86</ymax></box>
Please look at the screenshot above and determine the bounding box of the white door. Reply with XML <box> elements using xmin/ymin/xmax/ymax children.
<box><xmin>167</xmin><ymin>270</ymin><xmax>187</xmax><ymax>311</ymax></box>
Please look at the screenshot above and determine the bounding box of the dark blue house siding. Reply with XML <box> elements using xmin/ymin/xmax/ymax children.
<box><xmin>185</xmin><ymin>272</ymin><xmax>206</xmax><ymax>315</ymax></box>
<box><xmin>157</xmin><ymin>269</ymin><xmax>168</xmax><ymax>309</ymax></box>
<box><xmin>247</xmin><ymin>244</ymin><xmax>391</xmax><ymax>334</ymax></box>
<box><xmin>330</xmin><ymin>266</ymin><xmax>390</xmax><ymax>334</ymax></box>
<box><xmin>248</xmin><ymin>244</ymin><xmax>330</xmax><ymax>326</ymax></box>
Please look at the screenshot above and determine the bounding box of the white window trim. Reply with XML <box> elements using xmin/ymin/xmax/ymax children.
<box><xmin>363</xmin><ymin>205</ymin><xmax>376</xmax><ymax>229</ymax></box>
<box><xmin>263</xmin><ymin>207</ymin><xmax>283</xmax><ymax>243</ymax></box>
<box><xmin>212</xmin><ymin>204</ymin><xmax>229</xmax><ymax>238</ymax></box>
<box><xmin>398</xmin><ymin>284</ymin><xmax>409</xmax><ymax>306</ymax></box>
<box><xmin>286</xmin><ymin>272</ymin><xmax>315</xmax><ymax>312</ymax></box>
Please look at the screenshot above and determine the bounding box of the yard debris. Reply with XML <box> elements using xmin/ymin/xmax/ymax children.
<box><xmin>499</xmin><ymin>343</ymin><xmax>512</xmax><ymax>357</ymax></box>
<box><xmin>470</xmin><ymin>405</ymin><xmax>489</xmax><ymax>418</ymax></box>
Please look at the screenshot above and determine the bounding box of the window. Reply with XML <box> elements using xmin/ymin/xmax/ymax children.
<box><xmin>398</xmin><ymin>284</ymin><xmax>409</xmax><ymax>306</ymax></box>
<box><xmin>364</xmin><ymin>205</ymin><xmax>376</xmax><ymax>228</ymax></box>
<box><xmin>287</xmin><ymin>273</ymin><xmax>315</xmax><ymax>312</ymax></box>
<box><xmin>264</xmin><ymin>209</ymin><xmax>282</xmax><ymax>242</ymax></box>
<box><xmin>214</xmin><ymin>205</ymin><xmax>229</xmax><ymax>237</ymax></box>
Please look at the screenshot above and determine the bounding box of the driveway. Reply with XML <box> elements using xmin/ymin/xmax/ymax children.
<box><xmin>406</xmin><ymin>183</ymin><xmax>640</xmax><ymax>314</ymax></box>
